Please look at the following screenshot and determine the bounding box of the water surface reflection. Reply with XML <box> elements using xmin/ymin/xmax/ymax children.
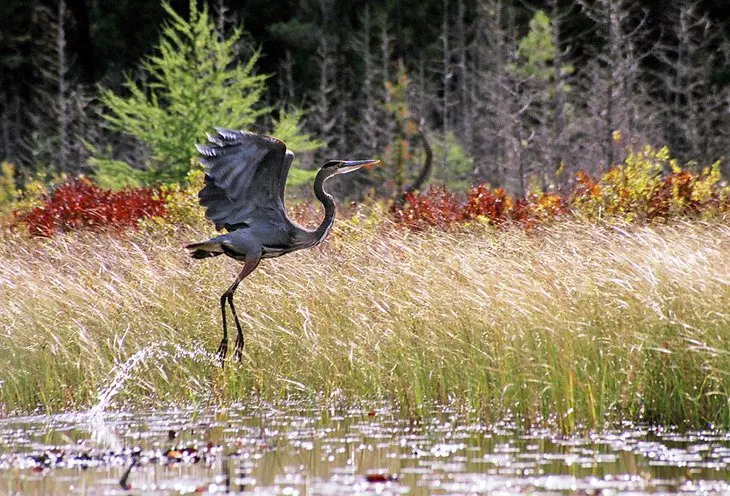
<box><xmin>1</xmin><ymin>404</ymin><xmax>729</xmax><ymax>494</ymax></box>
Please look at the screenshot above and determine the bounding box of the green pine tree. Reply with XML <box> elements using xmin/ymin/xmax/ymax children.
<box><xmin>99</xmin><ymin>0</ymin><xmax>268</xmax><ymax>183</ymax></box>
<box><xmin>270</xmin><ymin>106</ymin><xmax>325</xmax><ymax>191</ymax></box>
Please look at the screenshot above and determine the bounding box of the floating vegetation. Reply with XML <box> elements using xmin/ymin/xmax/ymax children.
<box><xmin>0</xmin><ymin>404</ymin><xmax>729</xmax><ymax>494</ymax></box>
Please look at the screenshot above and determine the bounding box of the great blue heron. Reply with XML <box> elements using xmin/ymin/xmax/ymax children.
<box><xmin>186</xmin><ymin>128</ymin><xmax>379</xmax><ymax>363</ymax></box>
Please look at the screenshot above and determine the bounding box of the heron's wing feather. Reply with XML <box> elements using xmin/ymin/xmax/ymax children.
<box><xmin>196</xmin><ymin>129</ymin><xmax>293</xmax><ymax>231</ymax></box>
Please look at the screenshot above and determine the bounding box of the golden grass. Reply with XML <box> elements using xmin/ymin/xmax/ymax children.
<box><xmin>1</xmin><ymin>216</ymin><xmax>729</xmax><ymax>430</ymax></box>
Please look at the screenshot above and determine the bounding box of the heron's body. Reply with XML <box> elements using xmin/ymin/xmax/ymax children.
<box><xmin>188</xmin><ymin>221</ymin><xmax>319</xmax><ymax>260</ymax></box>
<box><xmin>186</xmin><ymin>128</ymin><xmax>378</xmax><ymax>363</ymax></box>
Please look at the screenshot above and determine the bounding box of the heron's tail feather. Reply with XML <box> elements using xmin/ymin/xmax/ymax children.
<box><xmin>185</xmin><ymin>241</ymin><xmax>224</xmax><ymax>259</ymax></box>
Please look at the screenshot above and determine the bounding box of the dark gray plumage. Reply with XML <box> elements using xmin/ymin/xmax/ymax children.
<box><xmin>186</xmin><ymin>128</ymin><xmax>379</xmax><ymax>363</ymax></box>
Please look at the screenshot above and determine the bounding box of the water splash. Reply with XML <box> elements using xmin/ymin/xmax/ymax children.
<box><xmin>89</xmin><ymin>342</ymin><xmax>162</xmax><ymax>418</ymax></box>
<box><xmin>84</xmin><ymin>340</ymin><xmax>218</xmax><ymax>450</ymax></box>
<box><xmin>88</xmin><ymin>340</ymin><xmax>216</xmax><ymax>418</ymax></box>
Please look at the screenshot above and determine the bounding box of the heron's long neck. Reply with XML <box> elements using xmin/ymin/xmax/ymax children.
<box><xmin>309</xmin><ymin>169</ymin><xmax>336</xmax><ymax>246</ymax></box>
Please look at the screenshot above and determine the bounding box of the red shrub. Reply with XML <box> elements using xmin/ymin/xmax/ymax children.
<box><xmin>14</xmin><ymin>178</ymin><xmax>166</xmax><ymax>237</ymax></box>
<box><xmin>572</xmin><ymin>171</ymin><xmax>601</xmax><ymax>199</ymax></box>
<box><xmin>570</xmin><ymin>171</ymin><xmax>601</xmax><ymax>208</ymax></box>
<box><xmin>393</xmin><ymin>186</ymin><xmax>463</xmax><ymax>230</ymax></box>
<box><xmin>648</xmin><ymin>171</ymin><xmax>704</xmax><ymax>219</ymax></box>
<box><xmin>463</xmin><ymin>185</ymin><xmax>511</xmax><ymax>225</ymax></box>
<box><xmin>394</xmin><ymin>183</ymin><xmax>568</xmax><ymax>231</ymax></box>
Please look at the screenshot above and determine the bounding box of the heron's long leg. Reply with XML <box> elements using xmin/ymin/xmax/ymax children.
<box><xmin>219</xmin><ymin>257</ymin><xmax>260</xmax><ymax>364</ymax></box>
<box><xmin>228</xmin><ymin>295</ymin><xmax>244</xmax><ymax>362</ymax></box>
<box><xmin>216</xmin><ymin>294</ymin><xmax>229</xmax><ymax>364</ymax></box>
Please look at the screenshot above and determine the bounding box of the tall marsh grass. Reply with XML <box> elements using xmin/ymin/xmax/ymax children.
<box><xmin>1</xmin><ymin>218</ymin><xmax>729</xmax><ymax>430</ymax></box>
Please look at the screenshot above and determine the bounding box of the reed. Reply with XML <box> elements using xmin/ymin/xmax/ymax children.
<box><xmin>1</xmin><ymin>216</ymin><xmax>729</xmax><ymax>430</ymax></box>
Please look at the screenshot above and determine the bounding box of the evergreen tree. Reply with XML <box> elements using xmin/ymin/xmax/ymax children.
<box><xmin>99</xmin><ymin>0</ymin><xmax>267</xmax><ymax>183</ymax></box>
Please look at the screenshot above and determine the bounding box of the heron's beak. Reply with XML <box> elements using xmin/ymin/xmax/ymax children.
<box><xmin>336</xmin><ymin>159</ymin><xmax>381</xmax><ymax>174</ymax></box>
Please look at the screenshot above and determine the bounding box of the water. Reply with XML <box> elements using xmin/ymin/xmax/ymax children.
<box><xmin>89</xmin><ymin>341</ymin><xmax>217</xmax><ymax>418</ymax></box>
<box><xmin>1</xmin><ymin>404</ymin><xmax>729</xmax><ymax>495</ymax></box>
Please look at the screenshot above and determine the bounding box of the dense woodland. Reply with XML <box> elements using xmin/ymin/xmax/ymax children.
<box><xmin>1</xmin><ymin>0</ymin><xmax>729</xmax><ymax>197</ymax></box>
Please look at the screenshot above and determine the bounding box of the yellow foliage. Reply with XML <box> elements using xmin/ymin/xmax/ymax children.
<box><xmin>10</xmin><ymin>179</ymin><xmax>50</xmax><ymax>219</ymax></box>
<box><xmin>593</xmin><ymin>142</ymin><xmax>670</xmax><ymax>218</ymax></box>
<box><xmin>692</xmin><ymin>161</ymin><xmax>722</xmax><ymax>204</ymax></box>
<box><xmin>139</xmin><ymin>168</ymin><xmax>207</xmax><ymax>232</ymax></box>
<box><xmin>572</xmin><ymin>138</ymin><xmax>729</xmax><ymax>222</ymax></box>
<box><xmin>0</xmin><ymin>162</ymin><xmax>20</xmax><ymax>217</ymax></box>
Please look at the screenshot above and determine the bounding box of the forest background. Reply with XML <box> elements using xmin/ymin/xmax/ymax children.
<box><xmin>1</xmin><ymin>0</ymin><xmax>729</xmax><ymax>202</ymax></box>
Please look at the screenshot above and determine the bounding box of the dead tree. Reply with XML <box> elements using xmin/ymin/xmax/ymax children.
<box><xmin>658</xmin><ymin>1</ymin><xmax>727</xmax><ymax>165</ymax></box>
<box><xmin>441</xmin><ymin>0</ymin><xmax>452</xmax><ymax>176</ymax></box>
<box><xmin>311</xmin><ymin>1</ymin><xmax>337</xmax><ymax>158</ymax></box>
<box><xmin>475</xmin><ymin>0</ymin><xmax>524</xmax><ymax>195</ymax></box>
<box><xmin>399</xmin><ymin>117</ymin><xmax>434</xmax><ymax>206</ymax></box>
<box><xmin>577</xmin><ymin>0</ymin><xmax>653</xmax><ymax>168</ymax></box>
<box><xmin>354</xmin><ymin>5</ymin><xmax>381</xmax><ymax>156</ymax></box>
<box><xmin>454</xmin><ymin>0</ymin><xmax>473</xmax><ymax>155</ymax></box>
<box><xmin>27</xmin><ymin>0</ymin><xmax>90</xmax><ymax>174</ymax></box>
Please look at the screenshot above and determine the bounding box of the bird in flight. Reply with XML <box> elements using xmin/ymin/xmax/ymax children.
<box><xmin>186</xmin><ymin>128</ymin><xmax>379</xmax><ymax>364</ymax></box>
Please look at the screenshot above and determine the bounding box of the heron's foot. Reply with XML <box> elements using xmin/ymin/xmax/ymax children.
<box><xmin>234</xmin><ymin>332</ymin><xmax>244</xmax><ymax>362</ymax></box>
<box><xmin>216</xmin><ymin>338</ymin><xmax>228</xmax><ymax>367</ymax></box>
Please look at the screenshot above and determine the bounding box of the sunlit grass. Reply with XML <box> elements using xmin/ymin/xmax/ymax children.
<box><xmin>1</xmin><ymin>214</ymin><xmax>729</xmax><ymax>431</ymax></box>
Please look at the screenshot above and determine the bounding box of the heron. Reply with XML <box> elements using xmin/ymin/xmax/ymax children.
<box><xmin>185</xmin><ymin>128</ymin><xmax>379</xmax><ymax>363</ymax></box>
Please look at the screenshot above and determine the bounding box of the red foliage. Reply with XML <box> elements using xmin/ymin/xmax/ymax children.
<box><xmin>365</xmin><ymin>472</ymin><xmax>398</xmax><ymax>483</ymax></box>
<box><xmin>392</xmin><ymin>186</ymin><xmax>463</xmax><ymax>230</ymax></box>
<box><xmin>511</xmin><ymin>193</ymin><xmax>567</xmax><ymax>228</ymax></box>
<box><xmin>393</xmin><ymin>183</ymin><xmax>568</xmax><ymax>230</ymax></box>
<box><xmin>463</xmin><ymin>185</ymin><xmax>511</xmax><ymax>225</ymax></box>
<box><xmin>14</xmin><ymin>179</ymin><xmax>166</xmax><ymax>237</ymax></box>
<box><xmin>572</xmin><ymin>171</ymin><xmax>601</xmax><ymax>200</ymax></box>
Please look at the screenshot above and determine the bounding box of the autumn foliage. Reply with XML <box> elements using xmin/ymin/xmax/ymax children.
<box><xmin>393</xmin><ymin>184</ymin><xmax>570</xmax><ymax>230</ymax></box>
<box><xmin>394</xmin><ymin>143</ymin><xmax>728</xmax><ymax>230</ymax></box>
<box><xmin>7</xmin><ymin>142</ymin><xmax>730</xmax><ymax>237</ymax></box>
<box><xmin>14</xmin><ymin>178</ymin><xmax>166</xmax><ymax>237</ymax></box>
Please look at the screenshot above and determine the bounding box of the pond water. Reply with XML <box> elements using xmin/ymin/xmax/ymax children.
<box><xmin>1</xmin><ymin>404</ymin><xmax>729</xmax><ymax>495</ymax></box>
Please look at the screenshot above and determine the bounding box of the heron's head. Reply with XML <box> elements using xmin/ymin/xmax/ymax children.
<box><xmin>322</xmin><ymin>159</ymin><xmax>381</xmax><ymax>175</ymax></box>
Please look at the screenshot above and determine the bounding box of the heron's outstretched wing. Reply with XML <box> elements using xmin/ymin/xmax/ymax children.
<box><xmin>196</xmin><ymin>128</ymin><xmax>295</xmax><ymax>231</ymax></box>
